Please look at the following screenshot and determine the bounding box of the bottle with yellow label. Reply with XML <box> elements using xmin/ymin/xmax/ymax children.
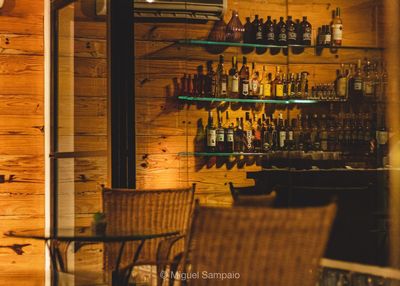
<box><xmin>274</xmin><ymin>66</ymin><xmax>284</xmax><ymax>98</ymax></box>
<box><xmin>263</xmin><ymin>72</ymin><xmax>272</xmax><ymax>98</ymax></box>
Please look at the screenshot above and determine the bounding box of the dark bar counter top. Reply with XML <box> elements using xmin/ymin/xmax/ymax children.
<box><xmin>247</xmin><ymin>168</ymin><xmax>392</xmax><ymax>266</ymax></box>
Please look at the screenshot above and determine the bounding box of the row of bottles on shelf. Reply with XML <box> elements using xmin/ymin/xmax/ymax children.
<box><xmin>180</xmin><ymin>56</ymin><xmax>387</xmax><ymax>101</ymax></box>
<box><xmin>220</xmin><ymin>8</ymin><xmax>343</xmax><ymax>48</ymax></box>
<box><xmin>204</xmin><ymin>110</ymin><xmax>388</xmax><ymax>157</ymax></box>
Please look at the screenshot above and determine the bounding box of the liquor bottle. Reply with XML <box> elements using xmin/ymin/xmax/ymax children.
<box><xmin>363</xmin><ymin>59</ymin><xmax>374</xmax><ymax>98</ymax></box>
<box><xmin>255</xmin><ymin>17</ymin><xmax>264</xmax><ymax>43</ymax></box>
<box><xmin>352</xmin><ymin>59</ymin><xmax>364</xmax><ymax>98</ymax></box>
<box><xmin>336</xmin><ymin>115</ymin><xmax>344</xmax><ymax>152</ymax></box>
<box><xmin>324</xmin><ymin>25</ymin><xmax>332</xmax><ymax>46</ymax></box>
<box><xmin>243</xmin><ymin>112</ymin><xmax>254</xmax><ymax>152</ymax></box>
<box><xmin>357</xmin><ymin>115</ymin><xmax>365</xmax><ymax>150</ymax></box>
<box><xmin>243</xmin><ymin>17</ymin><xmax>254</xmax><ymax>53</ymax></box>
<box><xmin>320</xmin><ymin>114</ymin><xmax>328</xmax><ymax>151</ymax></box>
<box><xmin>300</xmin><ymin>16</ymin><xmax>312</xmax><ymax>46</ymax></box>
<box><xmin>310</xmin><ymin>114</ymin><xmax>320</xmax><ymax>151</ymax></box>
<box><xmin>363</xmin><ymin>114</ymin><xmax>372</xmax><ymax>154</ymax></box>
<box><xmin>286</xmin><ymin>119</ymin><xmax>294</xmax><ymax>150</ymax></box>
<box><xmin>197</xmin><ymin>65</ymin><xmax>205</xmax><ymax>97</ymax></box>
<box><xmin>289</xmin><ymin>73</ymin><xmax>296</xmax><ymax>97</ymax></box>
<box><xmin>187</xmin><ymin>74</ymin><xmax>193</xmax><ymax>96</ymax></box>
<box><xmin>228</xmin><ymin>56</ymin><xmax>239</xmax><ymax>97</ymax></box>
<box><xmin>225</xmin><ymin>112</ymin><xmax>234</xmax><ymax>153</ymax></box>
<box><xmin>295</xmin><ymin>73</ymin><xmax>302</xmax><ymax>98</ymax></box>
<box><xmin>264</xmin><ymin>16</ymin><xmax>276</xmax><ymax>45</ymax></box>
<box><xmin>263</xmin><ymin>72</ymin><xmax>272</xmax><ymax>97</ymax></box>
<box><xmin>336</xmin><ymin>64</ymin><xmax>348</xmax><ymax>99</ymax></box>
<box><xmin>301</xmin><ymin>72</ymin><xmax>309</xmax><ymax>99</ymax></box>
<box><xmin>327</xmin><ymin>117</ymin><xmax>337</xmax><ymax>151</ymax></box>
<box><xmin>205</xmin><ymin>61</ymin><xmax>216</xmax><ymax>97</ymax></box>
<box><xmin>276</xmin><ymin>17</ymin><xmax>287</xmax><ymax>46</ymax></box>
<box><xmin>239</xmin><ymin>56</ymin><xmax>250</xmax><ymax>97</ymax></box>
<box><xmin>317</xmin><ymin>26</ymin><xmax>324</xmax><ymax>46</ymax></box>
<box><xmin>253</xmin><ymin>115</ymin><xmax>262</xmax><ymax>152</ymax></box>
<box><xmin>252</xmin><ymin>15</ymin><xmax>260</xmax><ymax>43</ymax></box>
<box><xmin>286</xmin><ymin>16</ymin><xmax>297</xmax><ymax>45</ymax></box>
<box><xmin>250</xmin><ymin>62</ymin><xmax>260</xmax><ymax>97</ymax></box>
<box><xmin>215</xmin><ymin>110</ymin><xmax>225</xmax><ymax>152</ymax></box>
<box><xmin>234</xmin><ymin>118</ymin><xmax>244</xmax><ymax>153</ymax></box>
<box><xmin>216</xmin><ymin>55</ymin><xmax>228</xmax><ymax>98</ymax></box>
<box><xmin>331</xmin><ymin>7</ymin><xmax>343</xmax><ymax>46</ymax></box>
<box><xmin>274</xmin><ymin>66</ymin><xmax>284</xmax><ymax>98</ymax></box>
<box><xmin>295</xmin><ymin>115</ymin><xmax>304</xmax><ymax>151</ymax></box>
<box><xmin>261</xmin><ymin>114</ymin><xmax>271</xmax><ymax>152</ymax></box>
<box><xmin>269</xmin><ymin>114</ymin><xmax>276</xmax><ymax>150</ymax></box>
<box><xmin>277</xmin><ymin>113</ymin><xmax>286</xmax><ymax>150</ymax></box>
<box><xmin>206</xmin><ymin>111</ymin><xmax>216</xmax><ymax>152</ymax></box>
<box><xmin>180</xmin><ymin>73</ymin><xmax>188</xmax><ymax>96</ymax></box>
<box><xmin>376</xmin><ymin>115</ymin><xmax>388</xmax><ymax>167</ymax></box>
<box><xmin>282</xmin><ymin>73</ymin><xmax>288</xmax><ymax>98</ymax></box>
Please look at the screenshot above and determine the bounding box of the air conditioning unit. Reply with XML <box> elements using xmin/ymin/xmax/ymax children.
<box><xmin>96</xmin><ymin>0</ymin><xmax>227</xmax><ymax>21</ymax></box>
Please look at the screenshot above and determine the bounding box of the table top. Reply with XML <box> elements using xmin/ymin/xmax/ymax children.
<box><xmin>4</xmin><ymin>227</ymin><xmax>180</xmax><ymax>242</ymax></box>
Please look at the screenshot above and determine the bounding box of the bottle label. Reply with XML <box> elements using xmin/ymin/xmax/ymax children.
<box><xmin>288</xmin><ymin>131</ymin><xmax>294</xmax><ymax>141</ymax></box>
<box><xmin>303</xmin><ymin>27</ymin><xmax>312</xmax><ymax>41</ymax></box>
<box><xmin>354</xmin><ymin>80</ymin><xmax>363</xmax><ymax>91</ymax></box>
<box><xmin>377</xmin><ymin>131</ymin><xmax>388</xmax><ymax>145</ymax></box>
<box><xmin>337</xmin><ymin>78</ymin><xmax>347</xmax><ymax>97</ymax></box>
<box><xmin>264</xmin><ymin>83</ymin><xmax>271</xmax><ymax>97</ymax></box>
<box><xmin>332</xmin><ymin>24</ymin><xmax>343</xmax><ymax>41</ymax></box>
<box><xmin>256</xmin><ymin>30</ymin><xmax>263</xmax><ymax>41</ymax></box>
<box><xmin>227</xmin><ymin>132</ymin><xmax>234</xmax><ymax>142</ymax></box>
<box><xmin>244</xmin><ymin>130</ymin><xmax>253</xmax><ymax>149</ymax></box>
<box><xmin>228</xmin><ymin>76</ymin><xmax>233</xmax><ymax>92</ymax></box>
<box><xmin>267</xmin><ymin>31</ymin><xmax>275</xmax><ymax>41</ymax></box>
<box><xmin>252</xmin><ymin>80</ymin><xmax>259</xmax><ymax>94</ymax></box>
<box><xmin>207</xmin><ymin>129</ymin><xmax>216</xmax><ymax>147</ymax></box>
<box><xmin>278</xmin><ymin>31</ymin><xmax>287</xmax><ymax>42</ymax></box>
<box><xmin>276</xmin><ymin>84</ymin><xmax>284</xmax><ymax>97</ymax></box>
<box><xmin>324</xmin><ymin>34</ymin><xmax>331</xmax><ymax>45</ymax></box>
<box><xmin>217</xmin><ymin>131</ymin><xmax>225</xmax><ymax>142</ymax></box>
<box><xmin>221</xmin><ymin>82</ymin><xmax>227</xmax><ymax>95</ymax></box>
<box><xmin>288</xmin><ymin>29</ymin><xmax>297</xmax><ymax>41</ymax></box>
<box><xmin>364</xmin><ymin>82</ymin><xmax>373</xmax><ymax>95</ymax></box>
<box><xmin>279</xmin><ymin>131</ymin><xmax>286</xmax><ymax>147</ymax></box>
<box><xmin>321</xmin><ymin>141</ymin><xmax>328</xmax><ymax>151</ymax></box>
<box><xmin>232</xmin><ymin>76</ymin><xmax>239</xmax><ymax>93</ymax></box>
<box><xmin>242</xmin><ymin>81</ymin><xmax>249</xmax><ymax>96</ymax></box>
<box><xmin>259</xmin><ymin>84</ymin><xmax>264</xmax><ymax>96</ymax></box>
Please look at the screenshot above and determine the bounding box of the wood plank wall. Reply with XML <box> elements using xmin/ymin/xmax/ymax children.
<box><xmin>0</xmin><ymin>0</ymin><xmax>45</xmax><ymax>285</ymax></box>
<box><xmin>135</xmin><ymin>0</ymin><xmax>384</xmax><ymax>205</ymax></box>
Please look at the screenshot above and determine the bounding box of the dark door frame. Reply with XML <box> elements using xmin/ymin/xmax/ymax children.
<box><xmin>50</xmin><ymin>0</ymin><xmax>136</xmax><ymax>236</ymax></box>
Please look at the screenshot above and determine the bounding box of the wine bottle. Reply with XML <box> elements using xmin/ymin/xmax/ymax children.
<box><xmin>216</xmin><ymin>110</ymin><xmax>225</xmax><ymax>152</ymax></box>
<box><xmin>228</xmin><ymin>56</ymin><xmax>239</xmax><ymax>97</ymax></box>
<box><xmin>274</xmin><ymin>66</ymin><xmax>284</xmax><ymax>98</ymax></box>
<box><xmin>264</xmin><ymin>16</ymin><xmax>276</xmax><ymax>45</ymax></box>
<box><xmin>216</xmin><ymin>55</ymin><xmax>228</xmax><ymax>98</ymax></box>
<box><xmin>331</xmin><ymin>7</ymin><xmax>343</xmax><ymax>46</ymax></box>
<box><xmin>225</xmin><ymin>111</ymin><xmax>234</xmax><ymax>153</ymax></box>
<box><xmin>276</xmin><ymin>16</ymin><xmax>287</xmax><ymax>46</ymax></box>
<box><xmin>206</xmin><ymin>111</ymin><xmax>216</xmax><ymax>152</ymax></box>
<box><xmin>286</xmin><ymin>16</ymin><xmax>297</xmax><ymax>45</ymax></box>
<box><xmin>243</xmin><ymin>112</ymin><xmax>254</xmax><ymax>152</ymax></box>
<box><xmin>205</xmin><ymin>61</ymin><xmax>216</xmax><ymax>97</ymax></box>
<box><xmin>336</xmin><ymin>64</ymin><xmax>348</xmax><ymax>99</ymax></box>
<box><xmin>239</xmin><ymin>56</ymin><xmax>250</xmax><ymax>97</ymax></box>
<box><xmin>300</xmin><ymin>16</ymin><xmax>312</xmax><ymax>46</ymax></box>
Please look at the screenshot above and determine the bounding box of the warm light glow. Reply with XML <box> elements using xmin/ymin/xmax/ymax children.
<box><xmin>146</xmin><ymin>0</ymin><xmax>154</xmax><ymax>2</ymax></box>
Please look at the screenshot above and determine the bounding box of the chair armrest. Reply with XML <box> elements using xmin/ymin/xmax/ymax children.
<box><xmin>156</xmin><ymin>234</ymin><xmax>185</xmax><ymax>264</ymax></box>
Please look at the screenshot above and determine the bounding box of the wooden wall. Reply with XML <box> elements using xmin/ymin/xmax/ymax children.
<box><xmin>0</xmin><ymin>0</ymin><xmax>45</xmax><ymax>285</ymax></box>
<box><xmin>135</xmin><ymin>0</ymin><xmax>384</xmax><ymax>205</ymax></box>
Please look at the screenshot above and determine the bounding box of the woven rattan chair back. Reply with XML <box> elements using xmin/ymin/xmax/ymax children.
<box><xmin>185</xmin><ymin>203</ymin><xmax>336</xmax><ymax>286</ymax></box>
<box><xmin>229</xmin><ymin>182</ymin><xmax>276</xmax><ymax>207</ymax></box>
<box><xmin>103</xmin><ymin>185</ymin><xmax>195</xmax><ymax>272</ymax></box>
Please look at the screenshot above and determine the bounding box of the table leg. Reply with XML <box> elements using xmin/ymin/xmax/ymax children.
<box><xmin>112</xmin><ymin>239</ymin><xmax>146</xmax><ymax>286</ymax></box>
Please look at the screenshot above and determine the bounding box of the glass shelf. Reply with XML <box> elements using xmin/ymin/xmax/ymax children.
<box><xmin>177</xmin><ymin>39</ymin><xmax>385</xmax><ymax>51</ymax></box>
<box><xmin>178</xmin><ymin>96</ymin><xmax>320</xmax><ymax>104</ymax></box>
<box><xmin>178</xmin><ymin>152</ymin><xmax>269</xmax><ymax>157</ymax></box>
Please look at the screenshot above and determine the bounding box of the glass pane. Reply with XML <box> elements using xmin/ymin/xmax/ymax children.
<box><xmin>57</xmin><ymin>3</ymin><xmax>108</xmax><ymax>154</ymax></box>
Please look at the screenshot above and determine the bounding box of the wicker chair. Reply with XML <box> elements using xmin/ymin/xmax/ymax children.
<box><xmin>103</xmin><ymin>184</ymin><xmax>195</xmax><ymax>285</ymax></box>
<box><xmin>183</xmin><ymin>202</ymin><xmax>336</xmax><ymax>286</ymax></box>
<box><xmin>229</xmin><ymin>182</ymin><xmax>276</xmax><ymax>207</ymax></box>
